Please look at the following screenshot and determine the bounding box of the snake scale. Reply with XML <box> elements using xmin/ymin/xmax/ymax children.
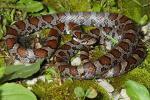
<box><xmin>5</xmin><ymin>12</ymin><xmax>147</xmax><ymax>79</ymax></box>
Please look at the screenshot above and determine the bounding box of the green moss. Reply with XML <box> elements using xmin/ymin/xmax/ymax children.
<box><xmin>110</xmin><ymin>67</ymin><xmax>150</xmax><ymax>91</ymax></box>
<box><xmin>118</xmin><ymin>0</ymin><xmax>149</xmax><ymax>24</ymax></box>
<box><xmin>141</xmin><ymin>50</ymin><xmax>150</xmax><ymax>72</ymax></box>
<box><xmin>91</xmin><ymin>46</ymin><xmax>105</xmax><ymax>61</ymax></box>
<box><xmin>32</xmin><ymin>80</ymin><xmax>110</xmax><ymax>100</ymax></box>
<box><xmin>44</xmin><ymin>0</ymin><xmax>91</xmax><ymax>12</ymax></box>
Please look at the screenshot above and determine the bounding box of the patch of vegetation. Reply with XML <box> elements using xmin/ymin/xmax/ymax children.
<box><xmin>125</xmin><ymin>80</ymin><xmax>150</xmax><ymax>100</ymax></box>
<box><xmin>31</xmin><ymin>80</ymin><xmax>110</xmax><ymax>100</ymax></box>
<box><xmin>110</xmin><ymin>67</ymin><xmax>150</xmax><ymax>91</ymax></box>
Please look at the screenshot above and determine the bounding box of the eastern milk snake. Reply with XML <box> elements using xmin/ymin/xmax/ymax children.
<box><xmin>5</xmin><ymin>12</ymin><xmax>147</xmax><ymax>79</ymax></box>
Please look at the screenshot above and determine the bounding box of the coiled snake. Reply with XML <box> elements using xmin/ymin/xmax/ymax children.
<box><xmin>5</xmin><ymin>12</ymin><xmax>147</xmax><ymax>79</ymax></box>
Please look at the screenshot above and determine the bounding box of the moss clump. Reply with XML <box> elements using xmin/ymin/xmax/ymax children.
<box><xmin>141</xmin><ymin>50</ymin><xmax>150</xmax><ymax>73</ymax></box>
<box><xmin>32</xmin><ymin>80</ymin><xmax>110</xmax><ymax>100</ymax></box>
<box><xmin>43</xmin><ymin>0</ymin><xmax>91</xmax><ymax>12</ymax></box>
<box><xmin>110</xmin><ymin>67</ymin><xmax>150</xmax><ymax>91</ymax></box>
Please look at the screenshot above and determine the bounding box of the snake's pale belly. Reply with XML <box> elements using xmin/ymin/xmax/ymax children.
<box><xmin>5</xmin><ymin>12</ymin><xmax>147</xmax><ymax>79</ymax></box>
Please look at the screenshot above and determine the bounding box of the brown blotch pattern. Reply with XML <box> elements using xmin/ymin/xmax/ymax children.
<box><xmin>34</xmin><ymin>48</ymin><xmax>48</xmax><ymax>58</ymax></box>
<box><xmin>15</xmin><ymin>21</ymin><xmax>26</xmax><ymax>31</ymax></box>
<box><xmin>42</xmin><ymin>15</ymin><xmax>53</xmax><ymax>23</ymax></box>
<box><xmin>17</xmin><ymin>47</ymin><xmax>27</xmax><ymax>57</ymax></box>
<box><xmin>103</xmin><ymin>27</ymin><xmax>112</xmax><ymax>33</ymax></box>
<box><xmin>58</xmin><ymin>51</ymin><xmax>66</xmax><ymax>57</ymax></box>
<box><xmin>46</xmin><ymin>39</ymin><xmax>58</xmax><ymax>49</ymax></box>
<box><xmin>69</xmin><ymin>66</ymin><xmax>78</xmax><ymax>76</ymax></box>
<box><xmin>80</xmin><ymin>54</ymin><xmax>89</xmax><ymax>60</ymax></box>
<box><xmin>108</xmin><ymin>13</ymin><xmax>118</xmax><ymax>21</ymax></box>
<box><xmin>61</xmin><ymin>44</ymin><xmax>71</xmax><ymax>50</ymax></box>
<box><xmin>109</xmin><ymin>48</ymin><xmax>121</xmax><ymax>58</ymax></box>
<box><xmin>49</xmin><ymin>28</ymin><xmax>59</xmax><ymax>36</ymax></box>
<box><xmin>124</xmin><ymin>33</ymin><xmax>136</xmax><ymax>42</ymax></box>
<box><xmin>57</xmin><ymin>13</ymin><xmax>65</xmax><ymax>19</ymax></box>
<box><xmin>123</xmin><ymin>23</ymin><xmax>135</xmax><ymax>31</ymax></box>
<box><xmin>56</xmin><ymin>23</ymin><xmax>65</xmax><ymax>31</ymax></box>
<box><xmin>68</xmin><ymin>22</ymin><xmax>80</xmax><ymax>30</ymax></box>
<box><xmin>55</xmin><ymin>56</ymin><xmax>65</xmax><ymax>62</ymax></box>
<box><xmin>6</xmin><ymin>38</ymin><xmax>16</xmax><ymax>49</ymax></box>
<box><xmin>117</xmin><ymin>42</ymin><xmax>129</xmax><ymax>51</ymax></box>
<box><xmin>125</xmin><ymin>56</ymin><xmax>137</xmax><ymax>71</ymax></box>
<box><xmin>134</xmin><ymin>50</ymin><xmax>145</xmax><ymax>58</ymax></box>
<box><xmin>99</xmin><ymin>55</ymin><xmax>111</xmax><ymax>65</ymax></box>
<box><xmin>119</xmin><ymin>16</ymin><xmax>129</xmax><ymax>23</ymax></box>
<box><xmin>72</xmin><ymin>26</ymin><xmax>81</xmax><ymax>31</ymax></box>
<box><xmin>6</xmin><ymin>27</ymin><xmax>18</xmax><ymax>36</ymax></box>
<box><xmin>28</xmin><ymin>17</ymin><xmax>39</xmax><ymax>26</ymax></box>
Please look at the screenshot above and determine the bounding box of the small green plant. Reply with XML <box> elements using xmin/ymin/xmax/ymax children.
<box><xmin>125</xmin><ymin>80</ymin><xmax>150</xmax><ymax>100</ymax></box>
<box><xmin>0</xmin><ymin>60</ymin><xmax>43</xmax><ymax>83</ymax></box>
<box><xmin>0</xmin><ymin>83</ymin><xmax>37</xmax><ymax>100</ymax></box>
<box><xmin>45</xmin><ymin>67</ymin><xmax>61</xmax><ymax>81</ymax></box>
<box><xmin>0</xmin><ymin>66</ymin><xmax>5</xmax><ymax>79</ymax></box>
<box><xmin>74</xmin><ymin>86</ymin><xmax>98</xmax><ymax>100</ymax></box>
<box><xmin>16</xmin><ymin>0</ymin><xmax>44</xmax><ymax>13</ymax></box>
<box><xmin>118</xmin><ymin>0</ymin><xmax>149</xmax><ymax>24</ymax></box>
<box><xmin>0</xmin><ymin>58</ymin><xmax>5</xmax><ymax>79</ymax></box>
<box><xmin>0</xmin><ymin>0</ymin><xmax>56</xmax><ymax>38</ymax></box>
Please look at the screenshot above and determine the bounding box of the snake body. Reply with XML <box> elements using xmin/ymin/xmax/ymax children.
<box><xmin>5</xmin><ymin>12</ymin><xmax>147</xmax><ymax>79</ymax></box>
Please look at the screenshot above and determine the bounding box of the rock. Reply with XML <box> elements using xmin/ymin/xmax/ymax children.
<box><xmin>26</xmin><ymin>78</ymin><xmax>38</xmax><ymax>85</ymax></box>
<box><xmin>37</xmin><ymin>75</ymin><xmax>46</xmax><ymax>82</ymax></box>
<box><xmin>113</xmin><ymin>89</ymin><xmax>130</xmax><ymax>100</ymax></box>
<box><xmin>142</xmin><ymin>23</ymin><xmax>150</xmax><ymax>43</ymax></box>
<box><xmin>119</xmin><ymin>89</ymin><xmax>130</xmax><ymax>100</ymax></box>
<box><xmin>97</xmin><ymin>79</ymin><xmax>114</xmax><ymax>93</ymax></box>
<box><xmin>71</xmin><ymin>57</ymin><xmax>81</xmax><ymax>66</ymax></box>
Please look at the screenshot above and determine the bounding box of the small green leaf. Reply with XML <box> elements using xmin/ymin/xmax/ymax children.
<box><xmin>85</xmin><ymin>87</ymin><xmax>97</xmax><ymax>99</ymax></box>
<box><xmin>132</xmin><ymin>0</ymin><xmax>142</xmax><ymax>6</ymax></box>
<box><xmin>10</xmin><ymin>9</ymin><xmax>16</xmax><ymax>22</ymax></box>
<box><xmin>17</xmin><ymin>0</ymin><xmax>33</xmax><ymax>4</ymax></box>
<box><xmin>17</xmin><ymin>0</ymin><xmax>44</xmax><ymax>13</ymax></box>
<box><xmin>47</xmin><ymin>6</ymin><xmax>56</xmax><ymax>14</ymax></box>
<box><xmin>45</xmin><ymin>74</ymin><xmax>52</xmax><ymax>80</ymax></box>
<box><xmin>92</xmin><ymin>3</ymin><xmax>102</xmax><ymax>12</ymax></box>
<box><xmin>125</xmin><ymin>80</ymin><xmax>150</xmax><ymax>100</ymax></box>
<box><xmin>0</xmin><ymin>58</ymin><xmax>5</xmax><ymax>79</ymax></box>
<box><xmin>0</xmin><ymin>57</ymin><xmax>5</xmax><ymax>67</ymax></box>
<box><xmin>0</xmin><ymin>0</ymin><xmax>18</xmax><ymax>3</ymax></box>
<box><xmin>106</xmin><ymin>34</ymin><xmax>118</xmax><ymax>45</ymax></box>
<box><xmin>0</xmin><ymin>67</ymin><xmax>5</xmax><ymax>79</ymax></box>
<box><xmin>74</xmin><ymin>87</ymin><xmax>85</xmax><ymax>97</ymax></box>
<box><xmin>26</xmin><ymin>1</ymin><xmax>44</xmax><ymax>13</ymax></box>
<box><xmin>120</xmin><ymin>0</ymin><xmax>145</xmax><ymax>24</ymax></box>
<box><xmin>46</xmin><ymin>68</ymin><xmax>57</xmax><ymax>75</ymax></box>
<box><xmin>0</xmin><ymin>83</ymin><xmax>37</xmax><ymax>100</ymax></box>
<box><xmin>0</xmin><ymin>26</ymin><xmax>3</xmax><ymax>39</ymax></box>
<box><xmin>139</xmin><ymin>15</ymin><xmax>148</xmax><ymax>25</ymax></box>
<box><xmin>1</xmin><ymin>60</ymin><xmax>42</xmax><ymax>82</ymax></box>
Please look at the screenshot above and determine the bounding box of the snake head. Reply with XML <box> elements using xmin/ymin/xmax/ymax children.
<box><xmin>73</xmin><ymin>34</ymin><xmax>97</xmax><ymax>46</ymax></box>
